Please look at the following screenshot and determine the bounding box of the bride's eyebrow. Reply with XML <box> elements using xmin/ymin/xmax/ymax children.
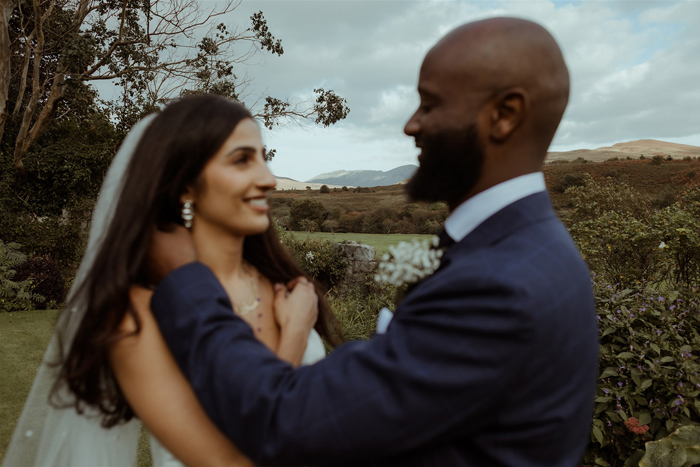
<box><xmin>223</xmin><ymin>146</ymin><xmax>256</xmax><ymax>158</ymax></box>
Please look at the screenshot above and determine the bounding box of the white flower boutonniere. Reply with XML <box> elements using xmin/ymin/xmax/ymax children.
<box><xmin>374</xmin><ymin>236</ymin><xmax>443</xmax><ymax>287</ymax></box>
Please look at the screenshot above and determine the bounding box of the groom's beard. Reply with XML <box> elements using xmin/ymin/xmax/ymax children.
<box><xmin>406</xmin><ymin>125</ymin><xmax>485</xmax><ymax>206</ymax></box>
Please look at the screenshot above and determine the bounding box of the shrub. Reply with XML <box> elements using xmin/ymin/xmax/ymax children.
<box><xmin>666</xmin><ymin>155</ymin><xmax>674</xmax><ymax>161</ymax></box>
<box><xmin>321</xmin><ymin>219</ymin><xmax>340</xmax><ymax>233</ymax></box>
<box><xmin>651</xmin><ymin>155</ymin><xmax>664</xmax><ymax>165</ymax></box>
<box><xmin>583</xmin><ymin>282</ymin><xmax>700</xmax><ymax>467</ymax></box>
<box><xmin>320</xmin><ymin>185</ymin><xmax>330</xmax><ymax>194</ymax></box>
<box><xmin>650</xmin><ymin>190</ymin><xmax>677</xmax><ymax>209</ymax></box>
<box><xmin>640</xmin><ymin>155</ymin><xmax>647</xmax><ymax>160</ymax></box>
<box><xmin>651</xmin><ymin>205</ymin><xmax>700</xmax><ymax>288</ymax></box>
<box><xmin>289</xmin><ymin>198</ymin><xmax>327</xmax><ymax>231</ymax></box>
<box><xmin>566</xmin><ymin>175</ymin><xmax>650</xmax><ymax>223</ymax></box>
<box><xmin>574</xmin><ymin>157</ymin><xmax>590</xmax><ymax>164</ymax></box>
<box><xmin>341</xmin><ymin>186</ymin><xmax>348</xmax><ymax>191</ymax></box>
<box><xmin>570</xmin><ymin>211</ymin><xmax>663</xmax><ymax>287</ymax></box>
<box><xmin>278</xmin><ymin>230</ymin><xmax>346</xmax><ymax>290</ymax></box>
<box><xmin>14</xmin><ymin>256</ymin><xmax>66</xmax><ymax>309</ymax></box>
<box><xmin>554</xmin><ymin>173</ymin><xmax>587</xmax><ymax>193</ymax></box>
<box><xmin>0</xmin><ymin>211</ymin><xmax>89</xmax><ymax>278</ymax></box>
<box><xmin>0</xmin><ymin>241</ymin><xmax>45</xmax><ymax>312</ymax></box>
<box><xmin>683</xmin><ymin>156</ymin><xmax>693</xmax><ymax>162</ymax></box>
<box><xmin>687</xmin><ymin>171</ymin><xmax>696</xmax><ymax>179</ymax></box>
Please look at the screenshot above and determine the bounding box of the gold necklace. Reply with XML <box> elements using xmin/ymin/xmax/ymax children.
<box><xmin>233</xmin><ymin>262</ymin><xmax>261</xmax><ymax>316</ymax></box>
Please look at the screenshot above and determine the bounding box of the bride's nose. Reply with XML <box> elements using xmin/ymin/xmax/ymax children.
<box><xmin>256</xmin><ymin>163</ymin><xmax>277</xmax><ymax>191</ymax></box>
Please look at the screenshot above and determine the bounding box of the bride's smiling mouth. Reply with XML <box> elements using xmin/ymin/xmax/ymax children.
<box><xmin>245</xmin><ymin>196</ymin><xmax>269</xmax><ymax>211</ymax></box>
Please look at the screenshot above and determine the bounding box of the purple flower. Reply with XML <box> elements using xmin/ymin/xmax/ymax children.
<box><xmin>603</xmin><ymin>389</ymin><xmax>610</xmax><ymax>394</ymax></box>
<box><xmin>618</xmin><ymin>382</ymin><xmax>623</xmax><ymax>387</ymax></box>
<box><xmin>659</xmin><ymin>296</ymin><xmax>665</xmax><ymax>302</ymax></box>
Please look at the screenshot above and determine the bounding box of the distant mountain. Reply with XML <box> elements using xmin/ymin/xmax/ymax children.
<box><xmin>275</xmin><ymin>177</ymin><xmax>346</xmax><ymax>190</ymax></box>
<box><xmin>307</xmin><ymin>165</ymin><xmax>417</xmax><ymax>187</ymax></box>
<box><xmin>547</xmin><ymin>139</ymin><xmax>700</xmax><ymax>163</ymax></box>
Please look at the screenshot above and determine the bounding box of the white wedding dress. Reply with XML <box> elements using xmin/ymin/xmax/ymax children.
<box><xmin>148</xmin><ymin>330</ymin><xmax>327</xmax><ymax>467</ymax></box>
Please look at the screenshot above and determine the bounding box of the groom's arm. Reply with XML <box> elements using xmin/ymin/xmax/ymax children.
<box><xmin>151</xmin><ymin>262</ymin><xmax>532</xmax><ymax>466</ymax></box>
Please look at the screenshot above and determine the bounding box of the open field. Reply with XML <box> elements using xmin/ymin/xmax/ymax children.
<box><xmin>288</xmin><ymin>232</ymin><xmax>435</xmax><ymax>255</ymax></box>
<box><xmin>273</xmin><ymin>158</ymin><xmax>700</xmax><ymax>224</ymax></box>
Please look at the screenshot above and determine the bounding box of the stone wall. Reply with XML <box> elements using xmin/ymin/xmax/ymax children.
<box><xmin>336</xmin><ymin>241</ymin><xmax>377</xmax><ymax>290</ymax></box>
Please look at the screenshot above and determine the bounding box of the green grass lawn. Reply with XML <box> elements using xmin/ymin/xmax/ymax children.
<box><xmin>0</xmin><ymin>310</ymin><xmax>153</xmax><ymax>466</ymax></box>
<box><xmin>0</xmin><ymin>309</ymin><xmax>59</xmax><ymax>462</ymax></box>
<box><xmin>289</xmin><ymin>232</ymin><xmax>435</xmax><ymax>255</ymax></box>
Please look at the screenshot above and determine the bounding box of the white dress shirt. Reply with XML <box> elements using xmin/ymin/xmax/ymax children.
<box><xmin>444</xmin><ymin>172</ymin><xmax>547</xmax><ymax>243</ymax></box>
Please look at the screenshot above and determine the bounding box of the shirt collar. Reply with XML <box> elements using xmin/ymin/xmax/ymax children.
<box><xmin>444</xmin><ymin>172</ymin><xmax>546</xmax><ymax>243</ymax></box>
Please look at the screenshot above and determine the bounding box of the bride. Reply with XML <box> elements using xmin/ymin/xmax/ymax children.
<box><xmin>4</xmin><ymin>95</ymin><xmax>343</xmax><ymax>466</ymax></box>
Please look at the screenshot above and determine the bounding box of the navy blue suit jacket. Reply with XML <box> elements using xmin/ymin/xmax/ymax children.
<box><xmin>151</xmin><ymin>191</ymin><xmax>598</xmax><ymax>466</ymax></box>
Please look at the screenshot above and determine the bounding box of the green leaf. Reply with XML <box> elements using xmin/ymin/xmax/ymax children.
<box><xmin>666</xmin><ymin>420</ymin><xmax>676</xmax><ymax>432</ymax></box>
<box><xmin>632</xmin><ymin>372</ymin><xmax>642</xmax><ymax>387</ymax></box>
<box><xmin>650</xmin><ymin>343</ymin><xmax>661</xmax><ymax>355</ymax></box>
<box><xmin>668</xmin><ymin>425</ymin><xmax>700</xmax><ymax>448</ymax></box>
<box><xmin>683</xmin><ymin>447</ymin><xmax>700</xmax><ymax>466</ymax></box>
<box><xmin>624</xmin><ymin>450</ymin><xmax>645</xmax><ymax>467</ymax></box>
<box><xmin>638</xmin><ymin>412</ymin><xmax>652</xmax><ymax>425</ymax></box>
<box><xmin>640</xmin><ymin>438</ymin><xmax>687</xmax><ymax>467</ymax></box>
<box><xmin>633</xmin><ymin>395</ymin><xmax>648</xmax><ymax>406</ymax></box>
<box><xmin>595</xmin><ymin>457</ymin><xmax>609</xmax><ymax>466</ymax></box>
<box><xmin>640</xmin><ymin>379</ymin><xmax>653</xmax><ymax>390</ymax></box>
<box><xmin>618</xmin><ymin>352</ymin><xmax>636</xmax><ymax>359</ymax></box>
<box><xmin>601</xmin><ymin>367</ymin><xmax>619</xmax><ymax>378</ymax></box>
<box><xmin>592</xmin><ymin>425</ymin><xmax>605</xmax><ymax>445</ymax></box>
<box><xmin>660</xmin><ymin>356</ymin><xmax>675</xmax><ymax>363</ymax></box>
<box><xmin>620</xmin><ymin>409</ymin><xmax>629</xmax><ymax>420</ymax></box>
<box><xmin>595</xmin><ymin>396</ymin><xmax>613</xmax><ymax>403</ymax></box>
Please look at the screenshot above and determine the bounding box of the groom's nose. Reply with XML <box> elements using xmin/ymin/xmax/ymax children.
<box><xmin>404</xmin><ymin>111</ymin><xmax>421</xmax><ymax>138</ymax></box>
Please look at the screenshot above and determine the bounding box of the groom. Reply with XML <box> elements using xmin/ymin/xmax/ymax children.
<box><xmin>150</xmin><ymin>18</ymin><xmax>598</xmax><ymax>466</ymax></box>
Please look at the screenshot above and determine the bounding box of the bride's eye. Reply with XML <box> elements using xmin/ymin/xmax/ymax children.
<box><xmin>233</xmin><ymin>154</ymin><xmax>251</xmax><ymax>165</ymax></box>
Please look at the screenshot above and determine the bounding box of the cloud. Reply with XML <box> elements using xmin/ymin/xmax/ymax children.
<box><xmin>97</xmin><ymin>0</ymin><xmax>700</xmax><ymax>179</ymax></box>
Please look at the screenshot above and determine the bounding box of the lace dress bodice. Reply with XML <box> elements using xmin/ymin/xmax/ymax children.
<box><xmin>148</xmin><ymin>329</ymin><xmax>327</xmax><ymax>466</ymax></box>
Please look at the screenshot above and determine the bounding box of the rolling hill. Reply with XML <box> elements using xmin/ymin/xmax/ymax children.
<box><xmin>546</xmin><ymin>139</ymin><xmax>700</xmax><ymax>163</ymax></box>
<box><xmin>306</xmin><ymin>165</ymin><xmax>417</xmax><ymax>187</ymax></box>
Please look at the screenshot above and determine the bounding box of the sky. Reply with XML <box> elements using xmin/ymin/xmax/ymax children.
<box><xmin>97</xmin><ymin>0</ymin><xmax>700</xmax><ymax>181</ymax></box>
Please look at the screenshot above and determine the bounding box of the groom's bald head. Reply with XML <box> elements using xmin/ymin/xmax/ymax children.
<box><xmin>405</xmin><ymin>18</ymin><xmax>569</xmax><ymax>207</ymax></box>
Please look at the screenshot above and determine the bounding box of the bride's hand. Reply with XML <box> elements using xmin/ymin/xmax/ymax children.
<box><xmin>273</xmin><ymin>277</ymin><xmax>318</xmax><ymax>333</ymax></box>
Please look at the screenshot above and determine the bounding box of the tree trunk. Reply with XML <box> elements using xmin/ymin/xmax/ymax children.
<box><xmin>13</xmin><ymin>0</ymin><xmax>44</xmax><ymax>170</ymax></box>
<box><xmin>13</xmin><ymin>0</ymin><xmax>81</xmax><ymax>170</ymax></box>
<box><xmin>0</xmin><ymin>0</ymin><xmax>18</xmax><ymax>146</ymax></box>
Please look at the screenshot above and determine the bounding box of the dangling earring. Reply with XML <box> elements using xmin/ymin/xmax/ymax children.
<box><xmin>181</xmin><ymin>200</ymin><xmax>194</xmax><ymax>229</ymax></box>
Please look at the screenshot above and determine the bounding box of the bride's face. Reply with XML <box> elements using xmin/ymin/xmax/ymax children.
<box><xmin>185</xmin><ymin>118</ymin><xmax>276</xmax><ymax>236</ymax></box>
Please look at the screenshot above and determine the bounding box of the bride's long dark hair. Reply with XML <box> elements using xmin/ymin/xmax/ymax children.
<box><xmin>53</xmin><ymin>95</ymin><xmax>344</xmax><ymax>427</ymax></box>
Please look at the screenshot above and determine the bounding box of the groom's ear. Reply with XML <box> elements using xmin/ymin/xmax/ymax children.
<box><xmin>488</xmin><ymin>87</ymin><xmax>529</xmax><ymax>142</ymax></box>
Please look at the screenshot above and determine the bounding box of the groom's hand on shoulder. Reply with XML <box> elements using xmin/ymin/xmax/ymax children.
<box><xmin>147</xmin><ymin>224</ymin><xmax>197</xmax><ymax>284</ymax></box>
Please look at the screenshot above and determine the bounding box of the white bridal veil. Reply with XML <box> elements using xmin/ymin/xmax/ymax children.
<box><xmin>3</xmin><ymin>115</ymin><xmax>157</xmax><ymax>467</ymax></box>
